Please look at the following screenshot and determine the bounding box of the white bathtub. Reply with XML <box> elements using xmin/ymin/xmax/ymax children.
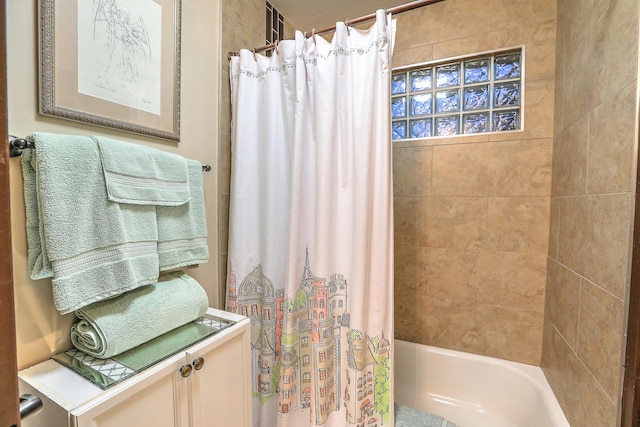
<box><xmin>394</xmin><ymin>340</ymin><xmax>569</xmax><ymax>427</ymax></box>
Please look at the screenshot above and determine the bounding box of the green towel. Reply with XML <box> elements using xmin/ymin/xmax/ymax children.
<box><xmin>115</xmin><ymin>322</ymin><xmax>212</xmax><ymax>370</ymax></box>
<box><xmin>21</xmin><ymin>133</ymin><xmax>159</xmax><ymax>314</ymax></box>
<box><xmin>394</xmin><ymin>404</ymin><xmax>459</xmax><ymax>427</ymax></box>
<box><xmin>70</xmin><ymin>271</ymin><xmax>209</xmax><ymax>359</ymax></box>
<box><xmin>158</xmin><ymin>159</ymin><xmax>209</xmax><ymax>271</ymax></box>
<box><xmin>93</xmin><ymin>136</ymin><xmax>191</xmax><ymax>206</ymax></box>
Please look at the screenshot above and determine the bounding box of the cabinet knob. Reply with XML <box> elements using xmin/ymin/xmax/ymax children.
<box><xmin>192</xmin><ymin>357</ymin><xmax>205</xmax><ymax>371</ymax></box>
<box><xmin>180</xmin><ymin>364</ymin><xmax>192</xmax><ymax>378</ymax></box>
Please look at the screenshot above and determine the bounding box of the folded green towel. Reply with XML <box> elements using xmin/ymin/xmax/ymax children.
<box><xmin>115</xmin><ymin>322</ymin><xmax>212</xmax><ymax>371</ymax></box>
<box><xmin>395</xmin><ymin>404</ymin><xmax>459</xmax><ymax>427</ymax></box>
<box><xmin>158</xmin><ymin>159</ymin><xmax>209</xmax><ymax>271</ymax></box>
<box><xmin>21</xmin><ymin>133</ymin><xmax>159</xmax><ymax>314</ymax></box>
<box><xmin>93</xmin><ymin>136</ymin><xmax>190</xmax><ymax>206</ymax></box>
<box><xmin>70</xmin><ymin>271</ymin><xmax>209</xmax><ymax>359</ymax></box>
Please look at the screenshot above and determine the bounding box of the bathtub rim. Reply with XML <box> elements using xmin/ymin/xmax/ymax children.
<box><xmin>394</xmin><ymin>339</ymin><xmax>570</xmax><ymax>427</ymax></box>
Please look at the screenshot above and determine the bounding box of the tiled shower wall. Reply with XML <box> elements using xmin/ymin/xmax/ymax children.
<box><xmin>218</xmin><ymin>0</ymin><xmax>266</xmax><ymax>306</ymax></box>
<box><xmin>218</xmin><ymin>1</ymin><xmax>294</xmax><ymax>307</ymax></box>
<box><xmin>392</xmin><ymin>0</ymin><xmax>557</xmax><ymax>365</ymax></box>
<box><xmin>541</xmin><ymin>0</ymin><xmax>638</xmax><ymax>425</ymax></box>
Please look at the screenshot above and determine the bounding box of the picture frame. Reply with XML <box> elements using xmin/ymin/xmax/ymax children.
<box><xmin>39</xmin><ymin>0</ymin><xmax>182</xmax><ymax>141</ymax></box>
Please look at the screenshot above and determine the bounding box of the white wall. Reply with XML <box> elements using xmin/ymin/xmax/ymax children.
<box><xmin>7</xmin><ymin>0</ymin><xmax>222</xmax><ymax>370</ymax></box>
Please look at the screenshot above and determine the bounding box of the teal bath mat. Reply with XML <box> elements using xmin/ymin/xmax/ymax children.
<box><xmin>395</xmin><ymin>404</ymin><xmax>460</xmax><ymax>427</ymax></box>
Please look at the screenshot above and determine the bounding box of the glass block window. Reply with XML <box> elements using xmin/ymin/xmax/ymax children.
<box><xmin>266</xmin><ymin>2</ymin><xmax>285</xmax><ymax>45</ymax></box>
<box><xmin>391</xmin><ymin>49</ymin><xmax>522</xmax><ymax>140</ymax></box>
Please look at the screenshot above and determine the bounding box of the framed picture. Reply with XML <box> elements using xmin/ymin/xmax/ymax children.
<box><xmin>39</xmin><ymin>0</ymin><xmax>182</xmax><ymax>141</ymax></box>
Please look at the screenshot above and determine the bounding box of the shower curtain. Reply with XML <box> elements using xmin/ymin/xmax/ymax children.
<box><xmin>227</xmin><ymin>10</ymin><xmax>395</xmax><ymax>427</ymax></box>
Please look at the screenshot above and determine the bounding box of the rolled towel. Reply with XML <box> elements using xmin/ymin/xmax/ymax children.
<box><xmin>71</xmin><ymin>271</ymin><xmax>209</xmax><ymax>359</ymax></box>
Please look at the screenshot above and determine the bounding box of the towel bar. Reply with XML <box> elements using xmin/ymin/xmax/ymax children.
<box><xmin>8</xmin><ymin>135</ymin><xmax>33</xmax><ymax>157</ymax></box>
<box><xmin>8</xmin><ymin>135</ymin><xmax>212</xmax><ymax>172</ymax></box>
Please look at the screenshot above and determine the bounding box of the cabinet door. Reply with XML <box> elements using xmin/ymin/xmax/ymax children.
<box><xmin>72</xmin><ymin>356</ymin><xmax>188</xmax><ymax>427</ymax></box>
<box><xmin>188</xmin><ymin>320</ymin><xmax>252</xmax><ymax>427</ymax></box>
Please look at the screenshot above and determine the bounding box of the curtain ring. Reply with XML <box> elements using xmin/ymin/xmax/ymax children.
<box><xmin>345</xmin><ymin>18</ymin><xmax>351</xmax><ymax>35</ymax></box>
<box><xmin>252</xmin><ymin>48</ymin><xmax>257</xmax><ymax>62</ymax></box>
<box><xmin>274</xmin><ymin>40</ymin><xmax>280</xmax><ymax>55</ymax></box>
<box><xmin>311</xmin><ymin>29</ymin><xmax>316</xmax><ymax>45</ymax></box>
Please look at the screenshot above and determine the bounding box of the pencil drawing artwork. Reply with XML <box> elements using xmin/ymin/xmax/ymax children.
<box><xmin>77</xmin><ymin>0</ymin><xmax>162</xmax><ymax>114</ymax></box>
<box><xmin>93</xmin><ymin>0</ymin><xmax>151</xmax><ymax>87</ymax></box>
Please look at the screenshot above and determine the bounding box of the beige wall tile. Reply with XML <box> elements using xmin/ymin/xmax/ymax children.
<box><xmin>395</xmin><ymin>0</ymin><xmax>556</xmax><ymax>53</ymax></box>
<box><xmin>502</xmin><ymin>0</ymin><xmax>558</xmax><ymax>24</ymax></box>
<box><xmin>393</xmin><ymin>0</ymin><xmax>487</xmax><ymax>52</ymax></box>
<box><xmin>487</xmin><ymin>196</ymin><xmax>550</xmax><ymax>253</ymax></box>
<box><xmin>560</xmin><ymin>0</ymin><xmax>637</xmax><ymax>125</ymax></box>
<box><xmin>553</xmin><ymin>53</ymin><xmax>565</xmax><ymax>136</ymax></box>
<box><xmin>394</xmin><ymin>196</ymin><xmax>428</xmax><ymax>246</ymax></box>
<box><xmin>558</xmin><ymin>0</ymin><xmax>592</xmax><ymax>51</ymax></box>
<box><xmin>571</xmin><ymin>373</ymin><xmax>618</xmax><ymax>427</ymax></box>
<box><xmin>591</xmin><ymin>0</ymin><xmax>638</xmax><ymax>108</ymax></box>
<box><xmin>541</xmin><ymin>319</ymin><xmax>579</xmax><ymax>418</ymax></box>
<box><xmin>577</xmin><ymin>279</ymin><xmax>624</xmax><ymax>401</ymax></box>
<box><xmin>218</xmin><ymin>193</ymin><xmax>230</xmax><ymax>255</ymax></box>
<box><xmin>551</xmin><ymin>115</ymin><xmax>588</xmax><ymax>196</ymax></box>
<box><xmin>523</xmin><ymin>20</ymin><xmax>557</xmax><ymax>82</ymax></box>
<box><xmin>427</xmin><ymin>248</ymin><xmax>481</xmax><ymax>302</ymax></box>
<box><xmin>431</xmin><ymin>143</ymin><xmax>489</xmax><ymax>196</ymax></box>
<box><xmin>394</xmin><ymin>243</ymin><xmax>429</xmax><ymax>294</ymax></box>
<box><xmin>392</xmin><ymin>45</ymin><xmax>434</xmax><ymax>69</ymax></box>
<box><xmin>421</xmin><ymin>297</ymin><xmax>483</xmax><ymax>353</ymax></box>
<box><xmin>563</xmin><ymin>35</ymin><xmax>596</xmax><ymax>127</ymax></box>
<box><xmin>472</xmin><ymin>251</ymin><xmax>547</xmax><ymax>311</ymax></box>
<box><xmin>480</xmin><ymin>305</ymin><xmax>543</xmax><ymax>364</ymax></box>
<box><xmin>392</xmin><ymin>134</ymin><xmax>490</xmax><ymax>149</ymax></box>
<box><xmin>548</xmin><ymin>197</ymin><xmax>560</xmax><ymax>258</ymax></box>
<box><xmin>219</xmin><ymin>254</ymin><xmax>228</xmax><ymax>308</ymax></box>
<box><xmin>222</xmin><ymin>0</ymin><xmax>265</xmax><ymax>55</ymax></box>
<box><xmin>220</xmin><ymin>70</ymin><xmax>231</xmax><ymax>134</ymax></box>
<box><xmin>426</xmin><ymin>197</ymin><xmax>487</xmax><ymax>249</ymax></box>
<box><xmin>219</xmin><ymin>131</ymin><xmax>232</xmax><ymax>195</ymax></box>
<box><xmin>587</xmin><ymin>82</ymin><xmax>636</xmax><ymax>194</ymax></box>
<box><xmin>545</xmin><ymin>258</ymin><xmax>580</xmax><ymax>349</ymax></box>
<box><xmin>432</xmin><ymin>139</ymin><xmax>552</xmax><ymax>197</ymax></box>
<box><xmin>393</xmin><ymin>146</ymin><xmax>432</xmax><ymax>197</ymax></box>
<box><xmin>592</xmin><ymin>0</ymin><xmax>614</xmax><ymax>24</ymax></box>
<box><xmin>394</xmin><ymin>287</ymin><xmax>429</xmax><ymax>343</ymax></box>
<box><xmin>430</xmin><ymin>27</ymin><xmax>516</xmax><ymax>64</ymax></box>
<box><xmin>557</xmin><ymin>193</ymin><xmax>630</xmax><ymax>299</ymax></box>
<box><xmin>541</xmin><ymin>322</ymin><xmax>618</xmax><ymax>427</ymax></box>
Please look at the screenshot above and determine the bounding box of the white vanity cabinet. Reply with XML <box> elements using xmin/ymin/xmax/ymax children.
<box><xmin>18</xmin><ymin>308</ymin><xmax>252</xmax><ymax>427</ymax></box>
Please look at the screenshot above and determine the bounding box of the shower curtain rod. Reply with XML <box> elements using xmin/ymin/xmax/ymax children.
<box><xmin>228</xmin><ymin>0</ymin><xmax>446</xmax><ymax>58</ymax></box>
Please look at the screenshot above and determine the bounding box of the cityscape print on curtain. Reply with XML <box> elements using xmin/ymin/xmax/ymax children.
<box><xmin>226</xmin><ymin>9</ymin><xmax>395</xmax><ymax>427</ymax></box>
<box><xmin>227</xmin><ymin>249</ymin><xmax>391</xmax><ymax>425</ymax></box>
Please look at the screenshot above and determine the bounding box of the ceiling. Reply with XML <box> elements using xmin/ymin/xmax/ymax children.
<box><xmin>266</xmin><ymin>0</ymin><xmax>410</xmax><ymax>33</ymax></box>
